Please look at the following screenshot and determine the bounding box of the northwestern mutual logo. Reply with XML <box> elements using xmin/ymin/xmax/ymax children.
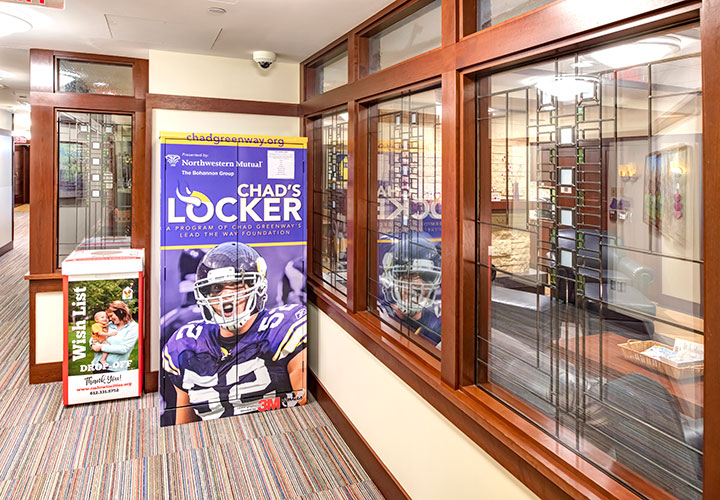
<box><xmin>165</xmin><ymin>154</ymin><xmax>181</xmax><ymax>167</ymax></box>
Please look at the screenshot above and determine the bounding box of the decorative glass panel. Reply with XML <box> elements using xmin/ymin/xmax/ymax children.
<box><xmin>58</xmin><ymin>60</ymin><xmax>133</xmax><ymax>96</ymax></box>
<box><xmin>477</xmin><ymin>0</ymin><xmax>556</xmax><ymax>30</ymax></box>
<box><xmin>368</xmin><ymin>87</ymin><xmax>442</xmax><ymax>354</ymax></box>
<box><xmin>312</xmin><ymin>109</ymin><xmax>349</xmax><ymax>295</ymax></box>
<box><xmin>476</xmin><ymin>24</ymin><xmax>703</xmax><ymax>500</ymax></box>
<box><xmin>368</xmin><ymin>0</ymin><xmax>441</xmax><ymax>74</ymax></box>
<box><xmin>57</xmin><ymin>112</ymin><xmax>133</xmax><ymax>266</ymax></box>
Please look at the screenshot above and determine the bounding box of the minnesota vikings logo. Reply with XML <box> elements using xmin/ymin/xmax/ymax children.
<box><xmin>165</xmin><ymin>154</ymin><xmax>181</xmax><ymax>167</ymax></box>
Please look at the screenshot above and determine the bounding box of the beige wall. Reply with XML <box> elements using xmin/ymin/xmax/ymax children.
<box><xmin>308</xmin><ymin>304</ymin><xmax>538</xmax><ymax>500</ymax></box>
<box><xmin>0</xmin><ymin>109</ymin><xmax>12</xmax><ymax>250</ymax></box>
<box><xmin>0</xmin><ymin>109</ymin><xmax>11</xmax><ymax>130</ymax></box>
<box><xmin>149</xmin><ymin>50</ymin><xmax>299</xmax><ymax>103</ymax></box>
<box><xmin>35</xmin><ymin>291</ymin><xmax>64</xmax><ymax>364</ymax></box>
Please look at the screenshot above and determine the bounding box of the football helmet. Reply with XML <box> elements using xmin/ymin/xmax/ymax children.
<box><xmin>194</xmin><ymin>242</ymin><xmax>268</xmax><ymax>331</ymax></box>
<box><xmin>179</xmin><ymin>248</ymin><xmax>205</xmax><ymax>282</ymax></box>
<box><xmin>380</xmin><ymin>234</ymin><xmax>441</xmax><ymax>316</ymax></box>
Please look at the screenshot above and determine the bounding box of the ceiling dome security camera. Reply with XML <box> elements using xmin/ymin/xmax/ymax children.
<box><xmin>253</xmin><ymin>51</ymin><xmax>277</xmax><ymax>69</ymax></box>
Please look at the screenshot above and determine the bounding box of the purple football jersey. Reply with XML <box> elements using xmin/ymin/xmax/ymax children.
<box><xmin>162</xmin><ymin>303</ymin><xmax>307</xmax><ymax>420</ymax></box>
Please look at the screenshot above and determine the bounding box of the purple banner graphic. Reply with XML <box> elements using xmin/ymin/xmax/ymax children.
<box><xmin>160</xmin><ymin>133</ymin><xmax>308</xmax><ymax>427</ymax></box>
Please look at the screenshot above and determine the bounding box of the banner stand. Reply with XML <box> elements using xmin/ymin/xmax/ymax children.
<box><xmin>159</xmin><ymin>132</ymin><xmax>308</xmax><ymax>427</ymax></box>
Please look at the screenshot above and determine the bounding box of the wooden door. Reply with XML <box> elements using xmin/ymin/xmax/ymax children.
<box><xmin>13</xmin><ymin>145</ymin><xmax>29</xmax><ymax>205</ymax></box>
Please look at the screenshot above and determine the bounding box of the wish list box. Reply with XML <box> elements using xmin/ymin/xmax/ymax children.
<box><xmin>61</xmin><ymin>248</ymin><xmax>144</xmax><ymax>406</ymax></box>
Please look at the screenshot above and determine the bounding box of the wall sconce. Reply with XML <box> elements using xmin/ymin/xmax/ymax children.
<box><xmin>619</xmin><ymin>162</ymin><xmax>638</xmax><ymax>182</ymax></box>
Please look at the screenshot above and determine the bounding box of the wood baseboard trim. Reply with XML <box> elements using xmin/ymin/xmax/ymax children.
<box><xmin>0</xmin><ymin>241</ymin><xmax>12</xmax><ymax>258</ymax></box>
<box><xmin>308</xmin><ymin>370</ymin><xmax>411</xmax><ymax>500</ymax></box>
<box><xmin>29</xmin><ymin>362</ymin><xmax>62</xmax><ymax>384</ymax></box>
<box><xmin>145</xmin><ymin>371</ymin><xmax>158</xmax><ymax>393</ymax></box>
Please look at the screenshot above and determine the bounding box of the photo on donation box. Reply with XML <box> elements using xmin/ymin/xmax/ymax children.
<box><xmin>65</xmin><ymin>278</ymin><xmax>141</xmax><ymax>404</ymax></box>
<box><xmin>160</xmin><ymin>132</ymin><xmax>308</xmax><ymax>427</ymax></box>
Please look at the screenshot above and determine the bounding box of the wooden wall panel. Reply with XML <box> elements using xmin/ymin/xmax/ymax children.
<box><xmin>29</xmin><ymin>49</ymin><xmax>53</xmax><ymax>93</ymax></box>
<box><xmin>440</xmin><ymin>70</ymin><xmax>460</xmax><ymax>388</ymax></box>
<box><xmin>28</xmin><ymin>279</ymin><xmax>63</xmax><ymax>384</ymax></box>
<box><xmin>346</xmin><ymin>101</ymin><xmax>367</xmax><ymax>313</ymax></box>
<box><xmin>28</xmin><ymin>103</ymin><xmax>54</xmax><ymax>275</ymax></box>
<box><xmin>146</xmin><ymin>94</ymin><xmax>299</xmax><ymax>117</ymax></box>
<box><xmin>459</xmin><ymin>72</ymin><xmax>476</xmax><ymax>387</ymax></box>
<box><xmin>701</xmin><ymin>0</ymin><xmax>719</xmax><ymax>497</ymax></box>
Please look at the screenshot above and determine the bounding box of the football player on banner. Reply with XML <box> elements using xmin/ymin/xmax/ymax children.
<box><xmin>379</xmin><ymin>233</ymin><xmax>442</xmax><ymax>348</ymax></box>
<box><xmin>162</xmin><ymin>242</ymin><xmax>307</xmax><ymax>424</ymax></box>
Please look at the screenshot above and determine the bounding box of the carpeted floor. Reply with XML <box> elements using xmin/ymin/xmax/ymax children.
<box><xmin>0</xmin><ymin>209</ymin><xmax>384</xmax><ymax>500</ymax></box>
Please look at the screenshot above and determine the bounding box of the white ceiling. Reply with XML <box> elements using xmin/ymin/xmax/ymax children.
<box><xmin>0</xmin><ymin>0</ymin><xmax>397</xmax><ymax>109</ymax></box>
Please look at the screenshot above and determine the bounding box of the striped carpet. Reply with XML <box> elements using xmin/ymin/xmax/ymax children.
<box><xmin>0</xmin><ymin>210</ymin><xmax>384</xmax><ymax>500</ymax></box>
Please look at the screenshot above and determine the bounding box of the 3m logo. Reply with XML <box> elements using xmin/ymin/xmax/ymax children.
<box><xmin>258</xmin><ymin>397</ymin><xmax>281</xmax><ymax>412</ymax></box>
<box><xmin>165</xmin><ymin>154</ymin><xmax>181</xmax><ymax>167</ymax></box>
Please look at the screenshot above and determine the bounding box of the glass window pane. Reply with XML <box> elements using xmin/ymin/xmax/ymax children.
<box><xmin>369</xmin><ymin>0</ymin><xmax>441</xmax><ymax>74</ymax></box>
<box><xmin>315</xmin><ymin>51</ymin><xmax>348</xmax><ymax>95</ymax></box>
<box><xmin>477</xmin><ymin>0</ymin><xmax>556</xmax><ymax>30</ymax></box>
<box><xmin>477</xmin><ymin>24</ymin><xmax>702</xmax><ymax>500</ymax></box>
<box><xmin>312</xmin><ymin>109</ymin><xmax>348</xmax><ymax>295</ymax></box>
<box><xmin>368</xmin><ymin>87</ymin><xmax>442</xmax><ymax>354</ymax></box>
<box><xmin>58</xmin><ymin>112</ymin><xmax>133</xmax><ymax>266</ymax></box>
<box><xmin>58</xmin><ymin>60</ymin><xmax>134</xmax><ymax>96</ymax></box>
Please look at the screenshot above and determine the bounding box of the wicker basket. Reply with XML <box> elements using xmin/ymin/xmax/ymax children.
<box><xmin>618</xmin><ymin>340</ymin><xmax>704</xmax><ymax>380</ymax></box>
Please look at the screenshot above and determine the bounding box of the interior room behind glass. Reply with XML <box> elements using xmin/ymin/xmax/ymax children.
<box><xmin>312</xmin><ymin>109</ymin><xmax>349</xmax><ymax>295</ymax></box>
<box><xmin>57</xmin><ymin>112</ymin><xmax>133</xmax><ymax>266</ymax></box>
<box><xmin>475</xmin><ymin>24</ymin><xmax>703</xmax><ymax>500</ymax></box>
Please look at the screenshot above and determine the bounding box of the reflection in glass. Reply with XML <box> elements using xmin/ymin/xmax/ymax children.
<box><xmin>369</xmin><ymin>0</ymin><xmax>441</xmax><ymax>74</ymax></box>
<box><xmin>477</xmin><ymin>25</ymin><xmax>703</xmax><ymax>500</ymax></box>
<box><xmin>368</xmin><ymin>87</ymin><xmax>442</xmax><ymax>353</ymax></box>
<box><xmin>477</xmin><ymin>0</ymin><xmax>556</xmax><ymax>30</ymax></box>
<box><xmin>57</xmin><ymin>112</ymin><xmax>133</xmax><ymax>266</ymax></box>
<box><xmin>312</xmin><ymin>110</ymin><xmax>348</xmax><ymax>295</ymax></box>
<box><xmin>58</xmin><ymin>60</ymin><xmax>133</xmax><ymax>96</ymax></box>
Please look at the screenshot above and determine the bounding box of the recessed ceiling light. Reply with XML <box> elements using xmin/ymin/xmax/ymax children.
<box><xmin>0</xmin><ymin>13</ymin><xmax>32</xmax><ymax>37</ymax></box>
<box><xmin>208</xmin><ymin>7</ymin><xmax>226</xmax><ymax>14</ymax></box>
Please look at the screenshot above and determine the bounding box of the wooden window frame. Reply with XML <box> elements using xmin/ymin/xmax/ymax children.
<box><xmin>55</xmin><ymin>57</ymin><xmax>135</xmax><ymax>97</ymax></box>
<box><xmin>27</xmin><ymin>49</ymin><xmax>148</xmax><ymax>384</ymax></box>
<box><xmin>301</xmin><ymin>0</ymin><xmax>719</xmax><ymax>498</ymax></box>
<box><xmin>362</xmin><ymin>83</ymin><xmax>445</xmax><ymax>364</ymax></box>
<box><xmin>356</xmin><ymin>0</ymin><xmax>443</xmax><ymax>79</ymax></box>
<box><xmin>53</xmin><ymin>109</ymin><xmax>137</xmax><ymax>267</ymax></box>
<box><xmin>303</xmin><ymin>42</ymin><xmax>350</xmax><ymax>101</ymax></box>
<box><xmin>307</xmin><ymin>106</ymin><xmax>351</xmax><ymax>301</ymax></box>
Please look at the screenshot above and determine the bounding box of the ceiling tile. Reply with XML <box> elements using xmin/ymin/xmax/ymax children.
<box><xmin>105</xmin><ymin>14</ymin><xmax>221</xmax><ymax>50</ymax></box>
